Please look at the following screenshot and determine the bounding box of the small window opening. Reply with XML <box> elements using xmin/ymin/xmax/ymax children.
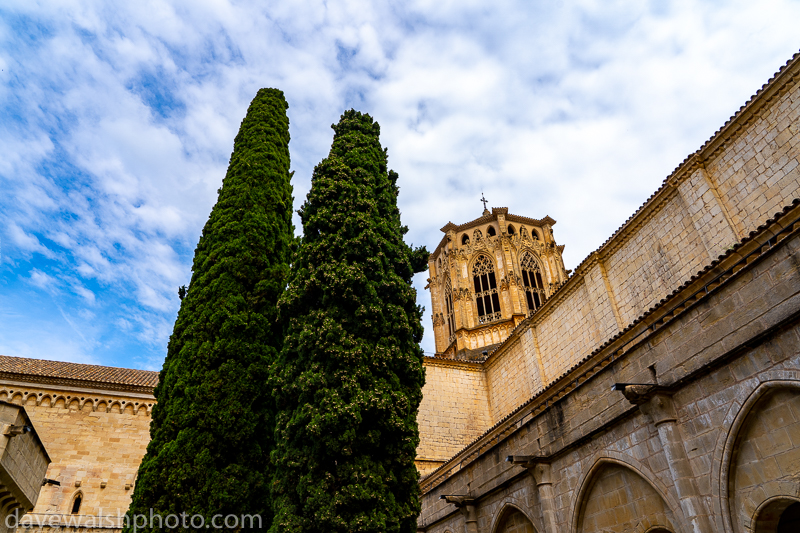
<box><xmin>461</xmin><ymin>234</ymin><xmax>470</xmax><ymax>245</ymax></box>
<box><xmin>521</xmin><ymin>252</ymin><xmax>546</xmax><ymax>314</ymax></box>
<box><xmin>531</xmin><ymin>229</ymin><xmax>539</xmax><ymax>240</ymax></box>
<box><xmin>472</xmin><ymin>255</ymin><xmax>501</xmax><ymax>323</ymax></box>
<box><xmin>71</xmin><ymin>494</ymin><xmax>82</xmax><ymax>515</ymax></box>
<box><xmin>444</xmin><ymin>277</ymin><xmax>456</xmax><ymax>341</ymax></box>
<box><xmin>507</xmin><ymin>225</ymin><xmax>516</xmax><ymax>235</ymax></box>
<box><xmin>487</xmin><ymin>226</ymin><xmax>497</xmax><ymax>237</ymax></box>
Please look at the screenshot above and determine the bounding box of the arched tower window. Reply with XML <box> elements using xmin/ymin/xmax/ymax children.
<box><xmin>521</xmin><ymin>252</ymin><xmax>546</xmax><ymax>313</ymax></box>
<box><xmin>487</xmin><ymin>226</ymin><xmax>496</xmax><ymax>237</ymax></box>
<box><xmin>472</xmin><ymin>255</ymin><xmax>501</xmax><ymax>324</ymax></box>
<box><xmin>461</xmin><ymin>234</ymin><xmax>470</xmax><ymax>245</ymax></box>
<box><xmin>507</xmin><ymin>224</ymin><xmax>516</xmax><ymax>235</ymax></box>
<box><xmin>71</xmin><ymin>492</ymin><xmax>83</xmax><ymax>514</ymax></box>
<box><xmin>444</xmin><ymin>277</ymin><xmax>456</xmax><ymax>341</ymax></box>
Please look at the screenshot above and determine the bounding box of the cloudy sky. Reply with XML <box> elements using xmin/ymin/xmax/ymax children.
<box><xmin>1</xmin><ymin>0</ymin><xmax>799</xmax><ymax>370</ymax></box>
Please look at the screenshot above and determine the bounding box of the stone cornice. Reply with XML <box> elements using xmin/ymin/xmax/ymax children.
<box><xmin>482</xmin><ymin>336</ymin><xmax>521</xmax><ymax>372</ymax></box>
<box><xmin>571</xmin><ymin>51</ymin><xmax>800</xmax><ymax>274</ymax></box>
<box><xmin>0</xmin><ymin>378</ymin><xmax>156</xmax><ymax>401</ymax></box>
<box><xmin>0</xmin><ymin>372</ymin><xmax>156</xmax><ymax>396</ymax></box>
<box><xmin>422</xmin><ymin>357</ymin><xmax>484</xmax><ymax>372</ymax></box>
<box><xmin>419</xmin><ymin>199</ymin><xmax>800</xmax><ymax>495</ymax></box>
<box><xmin>469</xmin><ymin>51</ymin><xmax>800</xmax><ymax>372</ymax></box>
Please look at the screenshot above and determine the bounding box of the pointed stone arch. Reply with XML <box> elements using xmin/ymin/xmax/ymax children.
<box><xmin>490</xmin><ymin>502</ymin><xmax>537</xmax><ymax>533</ymax></box>
<box><xmin>519</xmin><ymin>250</ymin><xmax>547</xmax><ymax>313</ymax></box>
<box><xmin>716</xmin><ymin>380</ymin><xmax>800</xmax><ymax>533</ymax></box>
<box><xmin>471</xmin><ymin>253</ymin><xmax>501</xmax><ymax>324</ymax></box>
<box><xmin>571</xmin><ymin>455</ymin><xmax>683</xmax><ymax>533</ymax></box>
<box><xmin>752</xmin><ymin>496</ymin><xmax>800</xmax><ymax>533</ymax></box>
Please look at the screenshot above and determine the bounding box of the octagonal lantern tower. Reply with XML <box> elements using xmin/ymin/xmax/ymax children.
<box><xmin>426</xmin><ymin>206</ymin><xmax>569</xmax><ymax>359</ymax></box>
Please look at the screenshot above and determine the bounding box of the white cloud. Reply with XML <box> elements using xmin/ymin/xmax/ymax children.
<box><xmin>28</xmin><ymin>269</ymin><xmax>59</xmax><ymax>292</ymax></box>
<box><xmin>1</xmin><ymin>0</ymin><xmax>799</xmax><ymax>364</ymax></box>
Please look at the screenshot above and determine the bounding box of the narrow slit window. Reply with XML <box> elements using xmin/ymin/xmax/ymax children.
<box><xmin>444</xmin><ymin>277</ymin><xmax>456</xmax><ymax>341</ymax></box>
<box><xmin>71</xmin><ymin>494</ymin><xmax>82</xmax><ymax>515</ymax></box>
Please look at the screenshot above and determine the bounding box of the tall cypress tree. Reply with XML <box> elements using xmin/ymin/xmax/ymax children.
<box><xmin>270</xmin><ymin>110</ymin><xmax>427</xmax><ymax>533</ymax></box>
<box><xmin>125</xmin><ymin>88</ymin><xmax>294</xmax><ymax>532</ymax></box>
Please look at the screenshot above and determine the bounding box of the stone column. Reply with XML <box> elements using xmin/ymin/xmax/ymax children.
<box><xmin>529</xmin><ymin>462</ymin><xmax>559</xmax><ymax>533</ymax></box>
<box><xmin>623</xmin><ymin>388</ymin><xmax>713</xmax><ymax>533</ymax></box>
<box><xmin>508</xmin><ymin>457</ymin><xmax>558</xmax><ymax>533</ymax></box>
<box><xmin>441</xmin><ymin>496</ymin><xmax>478</xmax><ymax>533</ymax></box>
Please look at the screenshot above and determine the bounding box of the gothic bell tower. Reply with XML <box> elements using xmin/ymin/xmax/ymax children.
<box><xmin>426</xmin><ymin>205</ymin><xmax>568</xmax><ymax>359</ymax></box>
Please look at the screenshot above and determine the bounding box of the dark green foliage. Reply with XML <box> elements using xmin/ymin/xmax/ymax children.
<box><xmin>270</xmin><ymin>110</ymin><xmax>427</xmax><ymax>533</ymax></box>
<box><xmin>125</xmin><ymin>89</ymin><xmax>294</xmax><ymax>532</ymax></box>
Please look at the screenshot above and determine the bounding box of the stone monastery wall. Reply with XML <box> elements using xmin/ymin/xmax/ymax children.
<box><xmin>417</xmin><ymin>51</ymin><xmax>800</xmax><ymax>472</ymax></box>
<box><xmin>0</xmin><ymin>365</ymin><xmax>156</xmax><ymax>529</ymax></box>
<box><xmin>416</xmin><ymin>361</ymin><xmax>493</xmax><ymax>468</ymax></box>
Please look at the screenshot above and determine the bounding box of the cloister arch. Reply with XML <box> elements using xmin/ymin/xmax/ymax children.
<box><xmin>490</xmin><ymin>503</ymin><xmax>537</xmax><ymax>533</ymax></box>
<box><xmin>571</xmin><ymin>456</ymin><xmax>682</xmax><ymax>533</ymax></box>
<box><xmin>753</xmin><ymin>497</ymin><xmax>800</xmax><ymax>533</ymax></box>
<box><xmin>718</xmin><ymin>381</ymin><xmax>800</xmax><ymax>533</ymax></box>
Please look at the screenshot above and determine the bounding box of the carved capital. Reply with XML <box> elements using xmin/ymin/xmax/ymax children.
<box><xmin>507</xmin><ymin>456</ymin><xmax>551</xmax><ymax>485</ymax></box>
<box><xmin>619</xmin><ymin>384</ymin><xmax>656</xmax><ymax>405</ymax></box>
<box><xmin>640</xmin><ymin>392</ymin><xmax>677</xmax><ymax>427</ymax></box>
<box><xmin>441</xmin><ymin>495</ymin><xmax>475</xmax><ymax>507</ymax></box>
<box><xmin>454</xmin><ymin>288</ymin><xmax>472</xmax><ymax>301</ymax></box>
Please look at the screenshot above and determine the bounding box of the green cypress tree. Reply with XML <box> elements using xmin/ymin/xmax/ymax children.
<box><xmin>270</xmin><ymin>110</ymin><xmax>427</xmax><ymax>533</ymax></box>
<box><xmin>124</xmin><ymin>88</ymin><xmax>294</xmax><ymax>532</ymax></box>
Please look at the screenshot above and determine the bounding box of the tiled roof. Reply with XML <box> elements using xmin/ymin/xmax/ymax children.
<box><xmin>0</xmin><ymin>355</ymin><xmax>159</xmax><ymax>389</ymax></box>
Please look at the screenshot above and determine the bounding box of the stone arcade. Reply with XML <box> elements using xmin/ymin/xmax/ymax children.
<box><xmin>0</xmin><ymin>51</ymin><xmax>799</xmax><ymax>532</ymax></box>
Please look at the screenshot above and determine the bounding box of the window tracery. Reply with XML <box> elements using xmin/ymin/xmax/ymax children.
<box><xmin>472</xmin><ymin>254</ymin><xmax>501</xmax><ymax>323</ymax></box>
<box><xmin>521</xmin><ymin>252</ymin><xmax>546</xmax><ymax>313</ymax></box>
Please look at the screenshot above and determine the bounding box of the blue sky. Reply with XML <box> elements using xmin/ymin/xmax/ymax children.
<box><xmin>1</xmin><ymin>0</ymin><xmax>799</xmax><ymax>370</ymax></box>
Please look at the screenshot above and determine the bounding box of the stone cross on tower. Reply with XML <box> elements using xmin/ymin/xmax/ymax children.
<box><xmin>481</xmin><ymin>192</ymin><xmax>489</xmax><ymax>215</ymax></box>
